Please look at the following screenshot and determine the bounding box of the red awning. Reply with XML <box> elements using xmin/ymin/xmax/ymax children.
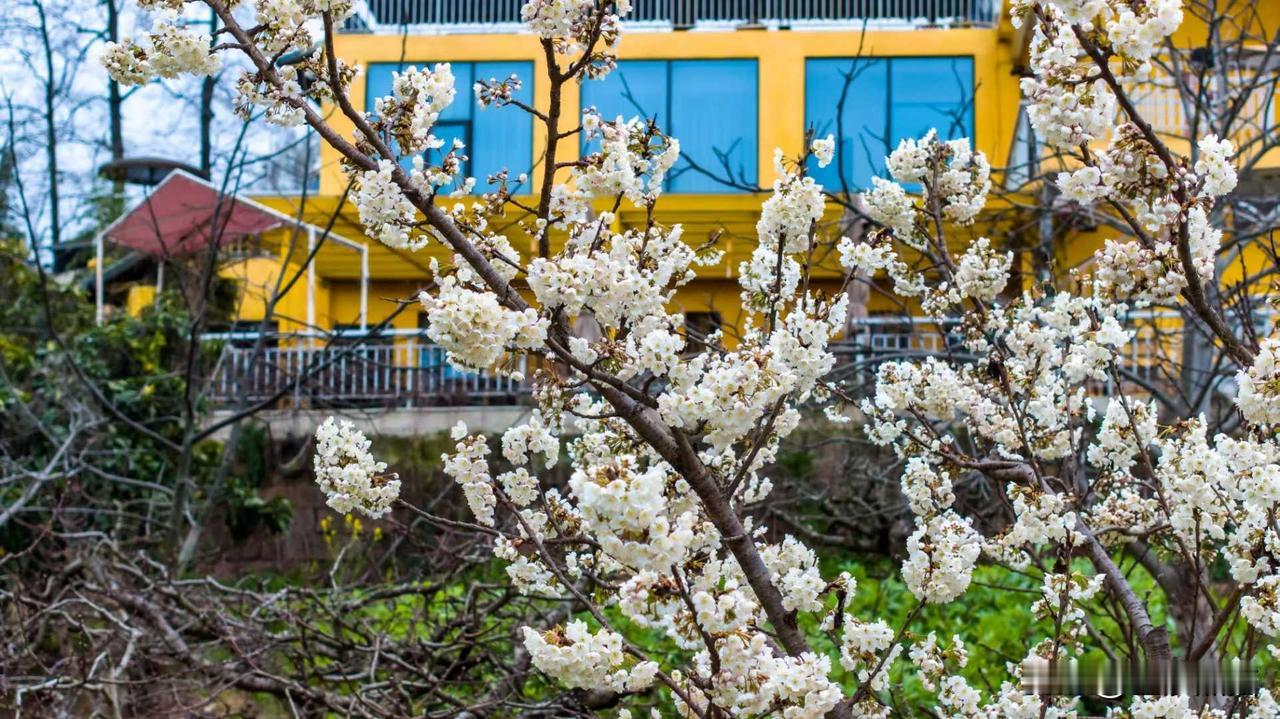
<box><xmin>102</xmin><ymin>171</ymin><xmax>284</xmax><ymax>258</ymax></box>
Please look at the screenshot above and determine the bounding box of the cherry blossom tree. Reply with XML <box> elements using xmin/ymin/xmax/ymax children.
<box><xmin>98</xmin><ymin>0</ymin><xmax>1280</xmax><ymax>716</ymax></box>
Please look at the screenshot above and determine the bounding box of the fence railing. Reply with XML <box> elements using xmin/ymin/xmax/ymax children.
<box><xmin>1124</xmin><ymin>69</ymin><xmax>1277</xmax><ymax>143</ymax></box>
<box><xmin>831</xmin><ymin>310</ymin><xmax>1269</xmax><ymax>397</ymax></box>
<box><xmin>204</xmin><ymin>311</ymin><xmax>1249</xmax><ymax>408</ymax></box>
<box><xmin>206</xmin><ymin>330</ymin><xmax>527</xmax><ymax>408</ymax></box>
<box><xmin>359</xmin><ymin>0</ymin><xmax>1000</xmax><ymax>28</ymax></box>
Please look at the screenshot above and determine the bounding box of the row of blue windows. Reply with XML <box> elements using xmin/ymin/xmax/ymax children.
<box><xmin>805</xmin><ymin>57</ymin><xmax>975</xmax><ymax>189</ymax></box>
<box><xmin>364</xmin><ymin>56</ymin><xmax>974</xmax><ymax>193</ymax></box>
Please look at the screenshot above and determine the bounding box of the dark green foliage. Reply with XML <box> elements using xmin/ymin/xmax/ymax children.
<box><xmin>223</xmin><ymin>484</ymin><xmax>293</xmax><ymax>540</ymax></box>
<box><xmin>777</xmin><ymin>447</ymin><xmax>815</xmax><ymax>480</ymax></box>
<box><xmin>223</xmin><ymin>422</ymin><xmax>293</xmax><ymax>541</ymax></box>
<box><xmin>0</xmin><ymin>242</ymin><xmax>280</xmax><ymax>553</ymax></box>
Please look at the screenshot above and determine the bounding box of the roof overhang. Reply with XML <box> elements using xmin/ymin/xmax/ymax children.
<box><xmin>98</xmin><ymin>170</ymin><xmax>366</xmax><ymax>259</ymax></box>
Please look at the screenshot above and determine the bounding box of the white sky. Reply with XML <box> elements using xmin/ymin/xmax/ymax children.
<box><xmin>0</xmin><ymin>0</ymin><xmax>311</xmax><ymax>250</ymax></box>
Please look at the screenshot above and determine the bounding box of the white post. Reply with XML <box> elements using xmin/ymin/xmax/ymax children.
<box><xmin>95</xmin><ymin>233</ymin><xmax>105</xmax><ymax>325</ymax></box>
<box><xmin>360</xmin><ymin>244</ymin><xmax>369</xmax><ymax>332</ymax></box>
<box><xmin>154</xmin><ymin>261</ymin><xmax>164</xmax><ymax>307</ymax></box>
<box><xmin>306</xmin><ymin>225</ymin><xmax>316</xmax><ymax>345</ymax></box>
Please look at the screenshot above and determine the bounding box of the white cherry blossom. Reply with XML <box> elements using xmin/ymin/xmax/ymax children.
<box><xmin>313</xmin><ymin>417</ymin><xmax>399</xmax><ymax>517</ymax></box>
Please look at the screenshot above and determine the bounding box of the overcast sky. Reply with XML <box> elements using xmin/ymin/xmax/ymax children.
<box><xmin>1</xmin><ymin>0</ymin><xmax>311</xmax><ymax>250</ymax></box>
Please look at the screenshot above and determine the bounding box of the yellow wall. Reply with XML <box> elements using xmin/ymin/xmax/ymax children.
<box><xmin>1169</xmin><ymin>2</ymin><xmax>1280</xmax><ymax>47</ymax></box>
<box><xmin>220</xmin><ymin>255</ymin><xmax>331</xmax><ymax>332</ymax></box>
<box><xmin>241</xmin><ymin>10</ymin><xmax>1280</xmax><ymax>350</ymax></box>
<box><xmin>322</xmin><ymin>27</ymin><xmax>1021</xmax><ymax>197</ymax></box>
<box><xmin>260</xmin><ymin>23</ymin><xmax>1029</xmax><ymax>331</ymax></box>
<box><xmin>327</xmin><ymin>279</ymin><xmax>422</xmax><ymax>330</ymax></box>
<box><xmin>125</xmin><ymin>284</ymin><xmax>156</xmax><ymax>316</ymax></box>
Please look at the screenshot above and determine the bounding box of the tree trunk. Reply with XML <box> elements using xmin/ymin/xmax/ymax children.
<box><xmin>199</xmin><ymin>7</ymin><xmax>218</xmax><ymax>176</ymax></box>
<box><xmin>33</xmin><ymin>0</ymin><xmax>60</xmax><ymax>249</ymax></box>
<box><xmin>105</xmin><ymin>0</ymin><xmax>125</xmax><ymax>196</ymax></box>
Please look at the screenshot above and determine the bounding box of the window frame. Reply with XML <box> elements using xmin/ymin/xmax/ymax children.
<box><xmin>428</xmin><ymin>119</ymin><xmax>473</xmax><ymax>179</ymax></box>
<box><xmin>581</xmin><ymin>57</ymin><xmax>760</xmax><ymax>194</ymax></box>
<box><xmin>363</xmin><ymin>60</ymin><xmax>535</xmax><ymax>192</ymax></box>
<box><xmin>803</xmin><ymin>55</ymin><xmax>976</xmax><ymax>191</ymax></box>
<box><xmin>682</xmin><ymin>310</ymin><xmax>723</xmax><ymax>355</ymax></box>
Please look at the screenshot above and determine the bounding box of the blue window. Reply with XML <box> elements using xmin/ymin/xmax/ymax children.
<box><xmin>365</xmin><ymin>61</ymin><xmax>534</xmax><ymax>191</ymax></box>
<box><xmin>582</xmin><ymin>59</ymin><xmax>758</xmax><ymax>193</ymax></box>
<box><xmin>805</xmin><ymin>57</ymin><xmax>974</xmax><ymax>191</ymax></box>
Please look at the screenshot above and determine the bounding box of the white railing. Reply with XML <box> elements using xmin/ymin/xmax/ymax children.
<box><xmin>1125</xmin><ymin>70</ymin><xmax>1277</xmax><ymax>142</ymax></box>
<box><xmin>204</xmin><ymin>310</ymin><xmax>1263</xmax><ymax>407</ymax></box>
<box><xmin>206</xmin><ymin>330</ymin><xmax>527</xmax><ymax>407</ymax></box>
<box><xmin>359</xmin><ymin>0</ymin><xmax>1000</xmax><ymax>29</ymax></box>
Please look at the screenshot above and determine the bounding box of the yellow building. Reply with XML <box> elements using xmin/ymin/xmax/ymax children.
<box><xmin>105</xmin><ymin>1</ymin><xmax>1278</xmax><ymax>408</ymax></box>
<box><xmin>249</xmin><ymin>1</ymin><xmax>1025</xmax><ymax>372</ymax></box>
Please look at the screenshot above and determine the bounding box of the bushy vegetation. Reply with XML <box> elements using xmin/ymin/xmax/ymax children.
<box><xmin>0</xmin><ymin>242</ymin><xmax>287</xmax><ymax>556</ymax></box>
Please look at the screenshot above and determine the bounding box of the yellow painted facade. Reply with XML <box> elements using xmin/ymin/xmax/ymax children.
<box><xmin>250</xmin><ymin>13</ymin><xmax>1034</xmax><ymax>334</ymax></box>
<box><xmin>123</xmin><ymin>4</ymin><xmax>1278</xmax><ymax>339</ymax></box>
<box><xmin>1038</xmin><ymin>4</ymin><xmax>1280</xmax><ymax>277</ymax></box>
<box><xmin>315</xmin><ymin>27</ymin><xmax>1022</xmax><ymax>196</ymax></box>
<box><xmin>125</xmin><ymin>284</ymin><xmax>157</xmax><ymax>316</ymax></box>
<box><xmin>219</xmin><ymin>253</ymin><xmax>331</xmax><ymax>331</ymax></box>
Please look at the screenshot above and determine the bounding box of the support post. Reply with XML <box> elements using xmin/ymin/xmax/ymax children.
<box><xmin>360</xmin><ymin>244</ymin><xmax>369</xmax><ymax>332</ymax></box>
<box><xmin>95</xmin><ymin>233</ymin><xmax>105</xmax><ymax>325</ymax></box>
<box><xmin>306</xmin><ymin>225</ymin><xmax>316</xmax><ymax>346</ymax></box>
<box><xmin>154</xmin><ymin>261</ymin><xmax>164</xmax><ymax>307</ymax></box>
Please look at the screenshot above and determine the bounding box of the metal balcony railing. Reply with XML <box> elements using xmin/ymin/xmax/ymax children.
<box><xmin>203</xmin><ymin>310</ymin><xmax>1243</xmax><ymax>409</ymax></box>
<box><xmin>832</xmin><ymin>310</ymin><xmax>1273</xmax><ymax>397</ymax></box>
<box><xmin>1125</xmin><ymin>68</ymin><xmax>1278</xmax><ymax>143</ymax></box>
<box><xmin>206</xmin><ymin>330</ymin><xmax>528</xmax><ymax>408</ymax></box>
<box><xmin>359</xmin><ymin>0</ymin><xmax>1001</xmax><ymax>29</ymax></box>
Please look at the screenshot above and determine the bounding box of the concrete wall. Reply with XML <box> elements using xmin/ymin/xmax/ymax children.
<box><xmin>206</xmin><ymin>405</ymin><xmax>536</xmax><ymax>441</ymax></box>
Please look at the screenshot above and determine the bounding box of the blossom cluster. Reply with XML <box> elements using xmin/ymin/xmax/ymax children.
<box><xmin>575</xmin><ymin>113</ymin><xmax>681</xmax><ymax>207</ymax></box>
<box><xmin>313</xmin><ymin>417</ymin><xmax>399</xmax><ymax>518</ymax></box>
<box><xmin>374</xmin><ymin>64</ymin><xmax>457</xmax><ymax>156</ymax></box>
<box><xmin>1015</xmin><ymin>1</ymin><xmax>1239</xmax><ymax>309</ymax></box>
<box><xmin>687</xmin><ymin>634</ymin><xmax>843</xmax><ymax>719</ymax></box>
<box><xmin>521</xmin><ymin>0</ymin><xmax>630</xmax><ymax>76</ymax></box>
<box><xmin>353</xmin><ymin>160</ymin><xmax>423</xmax><ymax>249</ymax></box>
<box><xmin>522</xmin><ymin>621</ymin><xmax>659</xmax><ymax>692</ymax></box>
<box><xmin>865</xmin><ymin>132</ymin><xmax>991</xmax><ymax>244</ymax></box>
<box><xmin>102</xmin><ymin>15</ymin><xmax>220</xmax><ymax>86</ymax></box>
<box><xmin>420</xmin><ymin>265</ymin><xmax>549</xmax><ymax>373</ymax></box>
<box><xmin>1012</xmin><ymin>0</ymin><xmax>1182</xmax><ymax>111</ymax></box>
<box><xmin>1237</xmin><ymin>338</ymin><xmax>1280</xmax><ymax>426</ymax></box>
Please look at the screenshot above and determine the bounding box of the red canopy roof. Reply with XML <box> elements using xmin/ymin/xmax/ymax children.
<box><xmin>102</xmin><ymin>171</ymin><xmax>284</xmax><ymax>258</ymax></box>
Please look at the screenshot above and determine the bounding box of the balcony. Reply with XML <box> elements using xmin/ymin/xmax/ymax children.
<box><xmin>833</xmin><ymin>311</ymin><xmax>1265</xmax><ymax>398</ymax></box>
<box><xmin>204</xmin><ymin>311</ymin><xmax>1216</xmax><ymax>411</ymax></box>
<box><xmin>206</xmin><ymin>330</ymin><xmax>527</xmax><ymax>409</ymax></box>
<box><xmin>353</xmin><ymin>0</ymin><xmax>1002</xmax><ymax>31</ymax></box>
<box><xmin>1127</xmin><ymin>74</ymin><xmax>1277</xmax><ymax>145</ymax></box>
